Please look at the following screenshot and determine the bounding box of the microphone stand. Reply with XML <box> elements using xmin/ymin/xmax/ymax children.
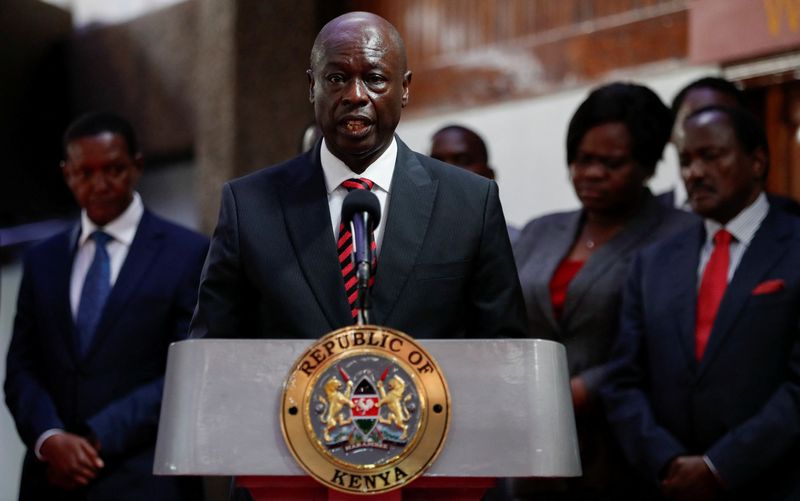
<box><xmin>351</xmin><ymin>213</ymin><xmax>373</xmax><ymax>326</ymax></box>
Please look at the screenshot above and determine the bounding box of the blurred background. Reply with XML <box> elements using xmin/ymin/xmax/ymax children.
<box><xmin>1</xmin><ymin>0</ymin><xmax>799</xmax><ymax>499</ymax></box>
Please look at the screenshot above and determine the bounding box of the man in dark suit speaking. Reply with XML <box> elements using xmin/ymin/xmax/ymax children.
<box><xmin>4</xmin><ymin>112</ymin><xmax>208</xmax><ymax>500</ymax></box>
<box><xmin>601</xmin><ymin>105</ymin><xmax>800</xmax><ymax>500</ymax></box>
<box><xmin>190</xmin><ymin>12</ymin><xmax>526</xmax><ymax>340</ymax></box>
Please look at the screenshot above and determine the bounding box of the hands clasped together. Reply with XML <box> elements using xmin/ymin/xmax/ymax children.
<box><xmin>40</xmin><ymin>432</ymin><xmax>104</xmax><ymax>490</ymax></box>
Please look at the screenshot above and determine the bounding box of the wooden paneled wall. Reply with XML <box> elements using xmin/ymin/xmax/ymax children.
<box><xmin>345</xmin><ymin>0</ymin><xmax>689</xmax><ymax>115</ymax></box>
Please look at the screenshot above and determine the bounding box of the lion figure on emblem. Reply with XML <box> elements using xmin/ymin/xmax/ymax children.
<box><xmin>377</xmin><ymin>375</ymin><xmax>412</xmax><ymax>440</ymax></box>
<box><xmin>319</xmin><ymin>377</ymin><xmax>354</xmax><ymax>442</ymax></box>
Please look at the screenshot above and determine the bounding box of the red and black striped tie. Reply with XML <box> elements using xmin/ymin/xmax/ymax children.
<box><xmin>338</xmin><ymin>177</ymin><xmax>377</xmax><ymax>319</ymax></box>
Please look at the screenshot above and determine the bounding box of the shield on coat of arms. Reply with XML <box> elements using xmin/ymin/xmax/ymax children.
<box><xmin>351</xmin><ymin>377</ymin><xmax>380</xmax><ymax>437</ymax></box>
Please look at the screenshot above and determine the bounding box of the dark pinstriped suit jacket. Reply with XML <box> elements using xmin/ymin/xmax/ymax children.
<box><xmin>190</xmin><ymin>137</ymin><xmax>527</xmax><ymax>340</ymax></box>
<box><xmin>602</xmin><ymin>206</ymin><xmax>800</xmax><ymax>500</ymax></box>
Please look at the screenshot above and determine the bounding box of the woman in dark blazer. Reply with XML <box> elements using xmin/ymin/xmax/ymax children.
<box><xmin>512</xmin><ymin>82</ymin><xmax>697</xmax><ymax>500</ymax></box>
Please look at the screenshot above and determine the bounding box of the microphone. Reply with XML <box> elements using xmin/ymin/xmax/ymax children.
<box><xmin>341</xmin><ymin>190</ymin><xmax>381</xmax><ymax>325</ymax></box>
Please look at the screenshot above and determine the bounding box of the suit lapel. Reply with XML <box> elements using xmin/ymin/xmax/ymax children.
<box><xmin>534</xmin><ymin>212</ymin><xmax>581</xmax><ymax>332</ymax></box>
<box><xmin>83</xmin><ymin>211</ymin><xmax>163</xmax><ymax>361</ymax></box>
<box><xmin>698</xmin><ymin>209</ymin><xmax>792</xmax><ymax>376</ymax></box>
<box><xmin>371</xmin><ymin>139</ymin><xmax>437</xmax><ymax>325</ymax></box>
<box><xmin>281</xmin><ymin>150</ymin><xmax>353</xmax><ymax>329</ymax></box>
<box><xmin>53</xmin><ymin>226</ymin><xmax>81</xmax><ymax>362</ymax></box>
<box><xmin>664</xmin><ymin>223</ymin><xmax>704</xmax><ymax>366</ymax></box>
<box><xmin>563</xmin><ymin>197</ymin><xmax>662</xmax><ymax>322</ymax></box>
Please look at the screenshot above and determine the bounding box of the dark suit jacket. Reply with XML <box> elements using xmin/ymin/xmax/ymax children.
<box><xmin>190</xmin><ymin>138</ymin><xmax>527</xmax><ymax>340</ymax></box>
<box><xmin>4</xmin><ymin>210</ymin><xmax>208</xmax><ymax>501</ymax></box>
<box><xmin>601</xmin><ymin>206</ymin><xmax>800</xmax><ymax>500</ymax></box>
<box><xmin>514</xmin><ymin>191</ymin><xmax>696</xmax><ymax>395</ymax></box>
<box><xmin>512</xmin><ymin>191</ymin><xmax>696</xmax><ymax>498</ymax></box>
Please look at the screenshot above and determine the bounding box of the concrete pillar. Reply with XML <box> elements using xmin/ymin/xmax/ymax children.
<box><xmin>196</xmin><ymin>0</ymin><xmax>318</xmax><ymax>233</ymax></box>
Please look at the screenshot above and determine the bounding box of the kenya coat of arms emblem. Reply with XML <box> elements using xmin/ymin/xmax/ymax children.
<box><xmin>281</xmin><ymin>326</ymin><xmax>450</xmax><ymax>494</ymax></box>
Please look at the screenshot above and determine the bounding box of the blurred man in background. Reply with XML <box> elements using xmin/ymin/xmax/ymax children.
<box><xmin>430</xmin><ymin>124</ymin><xmax>520</xmax><ymax>242</ymax></box>
<box><xmin>430</xmin><ymin>124</ymin><xmax>495</xmax><ymax>179</ymax></box>
<box><xmin>4</xmin><ymin>112</ymin><xmax>207</xmax><ymax>501</ymax></box>
<box><xmin>603</xmin><ymin>105</ymin><xmax>800</xmax><ymax>500</ymax></box>
<box><xmin>660</xmin><ymin>76</ymin><xmax>800</xmax><ymax>215</ymax></box>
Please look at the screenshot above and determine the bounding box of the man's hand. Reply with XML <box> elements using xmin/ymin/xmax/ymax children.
<box><xmin>660</xmin><ymin>455</ymin><xmax>720</xmax><ymax>501</ymax></box>
<box><xmin>40</xmin><ymin>432</ymin><xmax>104</xmax><ymax>489</ymax></box>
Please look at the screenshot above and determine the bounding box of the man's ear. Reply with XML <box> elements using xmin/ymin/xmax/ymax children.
<box><xmin>752</xmin><ymin>147</ymin><xmax>768</xmax><ymax>182</ymax></box>
<box><xmin>134</xmin><ymin>152</ymin><xmax>144</xmax><ymax>173</ymax></box>
<box><xmin>401</xmin><ymin>70</ymin><xmax>412</xmax><ymax>108</ymax></box>
<box><xmin>60</xmin><ymin>160</ymin><xmax>69</xmax><ymax>182</ymax></box>
<box><xmin>307</xmin><ymin>69</ymin><xmax>315</xmax><ymax>103</ymax></box>
<box><xmin>129</xmin><ymin>153</ymin><xmax>145</xmax><ymax>186</ymax></box>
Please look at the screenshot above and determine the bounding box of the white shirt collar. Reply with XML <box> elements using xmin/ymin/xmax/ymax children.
<box><xmin>704</xmin><ymin>191</ymin><xmax>769</xmax><ymax>246</ymax></box>
<box><xmin>79</xmin><ymin>191</ymin><xmax>144</xmax><ymax>247</ymax></box>
<box><xmin>320</xmin><ymin>137</ymin><xmax>397</xmax><ymax>194</ymax></box>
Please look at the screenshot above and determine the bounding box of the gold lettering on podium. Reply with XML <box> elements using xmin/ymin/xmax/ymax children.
<box><xmin>282</xmin><ymin>325</ymin><xmax>450</xmax><ymax>494</ymax></box>
<box><xmin>331</xmin><ymin>467</ymin><xmax>408</xmax><ymax>489</ymax></box>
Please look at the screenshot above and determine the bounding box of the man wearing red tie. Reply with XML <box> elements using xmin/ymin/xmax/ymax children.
<box><xmin>190</xmin><ymin>12</ymin><xmax>526</xmax><ymax>341</ymax></box>
<box><xmin>601</xmin><ymin>105</ymin><xmax>800</xmax><ymax>501</ymax></box>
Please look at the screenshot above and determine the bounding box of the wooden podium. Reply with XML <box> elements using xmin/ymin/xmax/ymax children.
<box><xmin>154</xmin><ymin>338</ymin><xmax>581</xmax><ymax>500</ymax></box>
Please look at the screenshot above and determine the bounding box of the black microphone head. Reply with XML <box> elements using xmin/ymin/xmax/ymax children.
<box><xmin>341</xmin><ymin>189</ymin><xmax>381</xmax><ymax>227</ymax></box>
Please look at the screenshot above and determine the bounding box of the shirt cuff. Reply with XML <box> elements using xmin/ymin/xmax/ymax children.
<box><xmin>34</xmin><ymin>429</ymin><xmax>65</xmax><ymax>461</ymax></box>
<box><xmin>703</xmin><ymin>455</ymin><xmax>725</xmax><ymax>487</ymax></box>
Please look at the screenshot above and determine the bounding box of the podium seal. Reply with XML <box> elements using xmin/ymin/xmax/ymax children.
<box><xmin>281</xmin><ymin>326</ymin><xmax>450</xmax><ymax>494</ymax></box>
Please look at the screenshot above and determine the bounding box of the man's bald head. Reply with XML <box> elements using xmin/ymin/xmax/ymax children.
<box><xmin>306</xmin><ymin>11</ymin><xmax>412</xmax><ymax>173</ymax></box>
<box><xmin>430</xmin><ymin>125</ymin><xmax>494</xmax><ymax>180</ymax></box>
<box><xmin>310</xmin><ymin>12</ymin><xmax>407</xmax><ymax>72</ymax></box>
